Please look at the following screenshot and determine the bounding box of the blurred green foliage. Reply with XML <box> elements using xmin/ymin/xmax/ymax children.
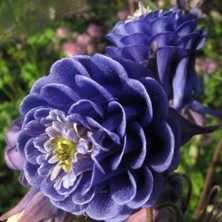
<box><xmin>0</xmin><ymin>0</ymin><xmax>222</xmax><ymax>221</ymax></box>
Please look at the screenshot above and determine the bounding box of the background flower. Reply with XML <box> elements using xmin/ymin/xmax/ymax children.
<box><xmin>117</xmin><ymin>9</ymin><xmax>129</xmax><ymax>21</ymax></box>
<box><xmin>196</xmin><ymin>58</ymin><xmax>218</xmax><ymax>74</ymax></box>
<box><xmin>62</xmin><ymin>42</ymin><xmax>84</xmax><ymax>56</ymax></box>
<box><xmin>106</xmin><ymin>6</ymin><xmax>206</xmax><ymax>110</ymax></box>
<box><xmin>87</xmin><ymin>24</ymin><xmax>102</xmax><ymax>38</ymax></box>
<box><xmin>56</xmin><ymin>27</ymin><xmax>71</xmax><ymax>39</ymax></box>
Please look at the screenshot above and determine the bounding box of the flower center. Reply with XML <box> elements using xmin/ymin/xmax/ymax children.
<box><xmin>51</xmin><ymin>138</ymin><xmax>76</xmax><ymax>173</ymax></box>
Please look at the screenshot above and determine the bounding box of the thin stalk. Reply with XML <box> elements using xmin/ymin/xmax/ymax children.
<box><xmin>193</xmin><ymin>137</ymin><xmax>222</xmax><ymax>219</ymax></box>
<box><xmin>146</xmin><ymin>208</ymin><xmax>153</xmax><ymax>222</ymax></box>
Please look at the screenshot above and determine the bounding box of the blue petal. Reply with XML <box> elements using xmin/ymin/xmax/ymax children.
<box><xmin>176</xmin><ymin>19</ymin><xmax>197</xmax><ymax>36</ymax></box>
<box><xmin>120</xmin><ymin>33</ymin><xmax>149</xmax><ymax>46</ymax></box>
<box><xmin>149</xmin><ymin>32</ymin><xmax>175</xmax><ymax>47</ymax></box>
<box><xmin>106</xmin><ymin>46</ymin><xmax>123</xmax><ymax>58</ymax></box>
<box><xmin>121</xmin><ymin>45</ymin><xmax>149</xmax><ymax>63</ymax></box>
<box><xmin>110</xmin><ymin>56</ymin><xmax>153</xmax><ymax>79</ymax></box>
<box><xmin>33</xmin><ymin>108</ymin><xmax>51</xmax><ymax>122</ymax></box>
<box><xmin>40</xmin><ymin>83</ymin><xmax>79</xmax><ymax>107</ymax></box>
<box><xmin>23</xmin><ymin>120</ymin><xmax>45</xmax><ymax>137</ymax></box>
<box><xmin>75</xmin><ymin>75</ymin><xmax>113</xmax><ymax>101</ymax></box>
<box><xmin>140</xmin><ymin>77</ymin><xmax>169</xmax><ymax>119</ymax></box>
<box><xmin>127</xmin><ymin>167</ymin><xmax>153</xmax><ymax>209</ymax></box>
<box><xmin>110</xmin><ymin>170</ymin><xmax>136</xmax><ymax>205</ymax></box>
<box><xmin>106</xmin><ymin>32</ymin><xmax>124</xmax><ymax>46</ymax></box>
<box><xmin>17</xmin><ymin>131</ymin><xmax>32</xmax><ymax>157</ymax></box>
<box><xmin>49</xmin><ymin>57</ymin><xmax>90</xmax><ymax>87</ymax></box>
<box><xmin>111</xmin><ymin>21</ymin><xmax>129</xmax><ymax>35</ymax></box>
<box><xmin>177</xmin><ymin>32</ymin><xmax>201</xmax><ymax>49</ymax></box>
<box><xmin>33</xmin><ymin>133</ymin><xmax>49</xmax><ymax>153</ymax></box>
<box><xmin>72</xmin><ymin>188</ymin><xmax>95</xmax><ymax>205</ymax></box>
<box><xmin>68</xmin><ymin>99</ymin><xmax>104</xmax><ymax>119</ymax></box>
<box><xmin>150</xmin><ymin>17</ymin><xmax>174</xmax><ymax>35</ymax></box>
<box><xmin>124</xmin><ymin>20</ymin><xmax>146</xmax><ymax>34</ymax></box>
<box><xmin>41</xmin><ymin>177</ymin><xmax>65</xmax><ymax>201</ymax></box>
<box><xmin>143</xmin><ymin>170</ymin><xmax>163</xmax><ymax>207</ymax></box>
<box><xmin>24</xmin><ymin>138</ymin><xmax>42</xmax><ymax>164</ymax></box>
<box><xmin>172</xmin><ymin>57</ymin><xmax>188</xmax><ymax>109</ymax></box>
<box><xmin>143</xmin><ymin>10</ymin><xmax>160</xmax><ymax>23</ymax></box>
<box><xmin>72</xmin><ymin>157</ymin><xmax>93</xmax><ymax>177</ymax></box>
<box><xmin>108</xmin><ymin>136</ymin><xmax>127</xmax><ymax>171</ymax></box>
<box><xmin>72</xmin><ymin>174</ymin><xmax>96</xmax><ymax>204</ymax></box>
<box><xmin>19</xmin><ymin>94</ymin><xmax>50</xmax><ymax>117</ymax></box>
<box><xmin>105</xmin><ymin>207</ymin><xmax>134</xmax><ymax>222</ymax></box>
<box><xmin>126</xmin><ymin>122</ymin><xmax>147</xmax><ymax>169</ymax></box>
<box><xmin>156</xmin><ymin>46</ymin><xmax>187</xmax><ymax>95</ymax></box>
<box><xmin>51</xmin><ymin>195</ymin><xmax>86</xmax><ymax>215</ymax></box>
<box><xmin>196</xmin><ymin>28</ymin><xmax>206</xmax><ymax>49</ymax></box>
<box><xmin>146</xmin><ymin>120</ymin><xmax>175</xmax><ymax>173</ymax></box>
<box><xmin>86</xmin><ymin>191</ymin><xmax>124</xmax><ymax>220</ymax></box>
<box><xmin>37</xmin><ymin>158</ymin><xmax>52</xmax><ymax>177</ymax></box>
<box><xmin>87</xmin><ymin>117</ymin><xmax>120</xmax><ymax>143</ymax></box>
<box><xmin>30</xmin><ymin>76</ymin><xmax>49</xmax><ymax>94</ymax></box>
<box><xmin>107</xmin><ymin>101</ymin><xmax>126</xmax><ymax>138</ymax></box>
<box><xmin>121</xmin><ymin>79</ymin><xmax>153</xmax><ymax>127</ymax></box>
<box><xmin>166</xmin><ymin>118</ymin><xmax>181</xmax><ymax>170</ymax></box>
<box><xmin>24</xmin><ymin>161</ymin><xmax>43</xmax><ymax>189</ymax></box>
<box><xmin>91</xmin><ymin>53</ymin><xmax>129</xmax><ymax>83</ymax></box>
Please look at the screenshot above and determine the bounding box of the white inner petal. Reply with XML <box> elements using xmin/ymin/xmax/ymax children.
<box><xmin>50</xmin><ymin>162</ymin><xmax>62</xmax><ymax>181</ymax></box>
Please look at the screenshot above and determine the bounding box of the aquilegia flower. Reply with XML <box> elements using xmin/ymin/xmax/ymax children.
<box><xmin>5</xmin><ymin>53</ymin><xmax>183</xmax><ymax>222</ymax></box>
<box><xmin>106</xmin><ymin>3</ymin><xmax>206</xmax><ymax>110</ymax></box>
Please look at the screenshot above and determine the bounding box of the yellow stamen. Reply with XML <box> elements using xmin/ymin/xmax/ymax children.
<box><xmin>51</xmin><ymin>138</ymin><xmax>76</xmax><ymax>173</ymax></box>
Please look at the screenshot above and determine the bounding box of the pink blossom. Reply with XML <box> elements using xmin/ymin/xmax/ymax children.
<box><xmin>76</xmin><ymin>33</ymin><xmax>91</xmax><ymax>45</ymax></box>
<box><xmin>117</xmin><ymin>9</ymin><xmax>129</xmax><ymax>20</ymax></box>
<box><xmin>86</xmin><ymin>43</ymin><xmax>95</xmax><ymax>54</ymax></box>
<box><xmin>62</xmin><ymin>42</ymin><xmax>84</xmax><ymax>56</ymax></box>
<box><xmin>87</xmin><ymin>24</ymin><xmax>102</xmax><ymax>38</ymax></box>
<box><xmin>56</xmin><ymin>27</ymin><xmax>71</xmax><ymax>38</ymax></box>
<box><xmin>196</xmin><ymin>58</ymin><xmax>218</xmax><ymax>74</ymax></box>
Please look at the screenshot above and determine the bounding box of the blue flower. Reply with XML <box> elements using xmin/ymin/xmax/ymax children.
<box><xmin>106</xmin><ymin>5</ymin><xmax>206</xmax><ymax>110</ymax></box>
<box><xmin>13</xmin><ymin>53</ymin><xmax>182</xmax><ymax>221</ymax></box>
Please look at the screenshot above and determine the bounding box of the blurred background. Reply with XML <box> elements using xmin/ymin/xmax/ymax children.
<box><xmin>0</xmin><ymin>0</ymin><xmax>222</xmax><ymax>221</ymax></box>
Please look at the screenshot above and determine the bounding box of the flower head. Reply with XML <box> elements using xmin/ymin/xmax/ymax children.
<box><xmin>76</xmin><ymin>34</ymin><xmax>91</xmax><ymax>46</ymax></box>
<box><xmin>14</xmin><ymin>53</ymin><xmax>181</xmax><ymax>221</ymax></box>
<box><xmin>106</xmin><ymin>4</ymin><xmax>206</xmax><ymax>110</ymax></box>
<box><xmin>56</xmin><ymin>27</ymin><xmax>71</xmax><ymax>39</ymax></box>
<box><xmin>117</xmin><ymin>10</ymin><xmax>129</xmax><ymax>21</ymax></box>
<box><xmin>62</xmin><ymin>42</ymin><xmax>84</xmax><ymax>56</ymax></box>
<box><xmin>87</xmin><ymin>24</ymin><xmax>102</xmax><ymax>38</ymax></box>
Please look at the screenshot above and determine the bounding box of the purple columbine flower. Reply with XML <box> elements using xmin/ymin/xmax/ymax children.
<box><xmin>2</xmin><ymin>54</ymin><xmax>217</xmax><ymax>222</ymax></box>
<box><xmin>106</xmin><ymin>3</ymin><xmax>206</xmax><ymax>110</ymax></box>
<box><xmin>7</xmin><ymin>53</ymin><xmax>184</xmax><ymax>222</ymax></box>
